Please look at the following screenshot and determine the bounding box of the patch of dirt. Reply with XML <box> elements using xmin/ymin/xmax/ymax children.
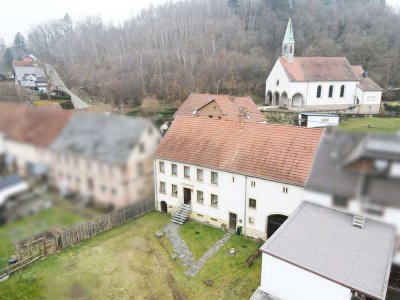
<box><xmin>65</xmin><ymin>263</ymin><xmax>77</xmax><ymax>271</ymax></box>
<box><xmin>69</xmin><ymin>282</ymin><xmax>91</xmax><ymax>299</ymax></box>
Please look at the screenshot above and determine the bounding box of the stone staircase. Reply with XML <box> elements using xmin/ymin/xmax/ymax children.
<box><xmin>172</xmin><ymin>202</ymin><xmax>192</xmax><ymax>225</ymax></box>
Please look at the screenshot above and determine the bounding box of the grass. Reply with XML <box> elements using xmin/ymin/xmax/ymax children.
<box><xmin>179</xmin><ymin>220</ymin><xmax>225</xmax><ymax>259</ymax></box>
<box><xmin>0</xmin><ymin>212</ymin><xmax>262</xmax><ymax>300</ymax></box>
<box><xmin>0</xmin><ymin>207</ymin><xmax>83</xmax><ymax>267</ymax></box>
<box><xmin>339</xmin><ymin>117</ymin><xmax>400</xmax><ymax>134</ymax></box>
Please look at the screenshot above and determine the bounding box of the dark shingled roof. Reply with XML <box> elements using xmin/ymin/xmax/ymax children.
<box><xmin>50</xmin><ymin>113</ymin><xmax>151</xmax><ymax>165</ymax></box>
<box><xmin>261</xmin><ymin>201</ymin><xmax>395</xmax><ymax>300</ymax></box>
<box><xmin>156</xmin><ymin>116</ymin><xmax>323</xmax><ymax>186</ymax></box>
<box><xmin>279</xmin><ymin>57</ymin><xmax>359</xmax><ymax>81</ymax></box>
<box><xmin>306</xmin><ymin>130</ymin><xmax>400</xmax><ymax>208</ymax></box>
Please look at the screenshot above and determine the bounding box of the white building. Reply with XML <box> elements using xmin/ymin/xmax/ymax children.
<box><xmin>252</xmin><ymin>201</ymin><xmax>395</xmax><ymax>300</ymax></box>
<box><xmin>154</xmin><ymin>115</ymin><xmax>323</xmax><ymax>239</ymax></box>
<box><xmin>265</xmin><ymin>18</ymin><xmax>383</xmax><ymax>113</ymax></box>
<box><xmin>304</xmin><ymin>130</ymin><xmax>400</xmax><ymax>267</ymax></box>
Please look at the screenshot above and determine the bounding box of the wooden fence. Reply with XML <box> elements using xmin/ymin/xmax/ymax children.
<box><xmin>0</xmin><ymin>198</ymin><xmax>155</xmax><ymax>280</ymax></box>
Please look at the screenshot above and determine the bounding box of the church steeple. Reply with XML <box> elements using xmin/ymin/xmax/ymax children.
<box><xmin>282</xmin><ymin>18</ymin><xmax>295</xmax><ymax>62</ymax></box>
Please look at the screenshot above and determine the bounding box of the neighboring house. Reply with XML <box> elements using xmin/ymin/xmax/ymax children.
<box><xmin>154</xmin><ymin>116</ymin><xmax>323</xmax><ymax>239</ymax></box>
<box><xmin>0</xmin><ymin>103</ymin><xmax>72</xmax><ymax>177</ymax></box>
<box><xmin>252</xmin><ymin>201</ymin><xmax>395</xmax><ymax>300</ymax></box>
<box><xmin>265</xmin><ymin>18</ymin><xmax>382</xmax><ymax>113</ymax></box>
<box><xmin>174</xmin><ymin>93</ymin><xmax>266</xmax><ymax>123</ymax></box>
<box><xmin>13</xmin><ymin>60</ymin><xmax>48</xmax><ymax>92</ymax></box>
<box><xmin>49</xmin><ymin>113</ymin><xmax>161</xmax><ymax>208</ymax></box>
<box><xmin>304</xmin><ymin>130</ymin><xmax>400</xmax><ymax>268</ymax></box>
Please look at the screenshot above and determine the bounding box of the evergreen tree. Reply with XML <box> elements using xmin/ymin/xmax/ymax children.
<box><xmin>3</xmin><ymin>48</ymin><xmax>14</xmax><ymax>71</ymax></box>
<box><xmin>14</xmin><ymin>32</ymin><xmax>28</xmax><ymax>57</ymax></box>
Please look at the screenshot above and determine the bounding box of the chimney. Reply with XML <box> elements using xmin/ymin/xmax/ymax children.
<box><xmin>362</xmin><ymin>71</ymin><xmax>368</xmax><ymax>78</ymax></box>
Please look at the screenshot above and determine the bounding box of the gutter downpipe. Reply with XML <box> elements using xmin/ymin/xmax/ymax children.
<box><xmin>243</xmin><ymin>175</ymin><xmax>248</xmax><ymax>236</ymax></box>
<box><xmin>153</xmin><ymin>158</ymin><xmax>158</xmax><ymax>211</ymax></box>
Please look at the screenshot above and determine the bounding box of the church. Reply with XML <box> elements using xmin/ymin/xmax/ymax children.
<box><xmin>265</xmin><ymin>19</ymin><xmax>383</xmax><ymax>113</ymax></box>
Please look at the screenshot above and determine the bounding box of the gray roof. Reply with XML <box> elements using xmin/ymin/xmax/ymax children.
<box><xmin>14</xmin><ymin>66</ymin><xmax>46</xmax><ymax>81</ymax></box>
<box><xmin>50</xmin><ymin>113</ymin><xmax>151</xmax><ymax>165</ymax></box>
<box><xmin>260</xmin><ymin>201</ymin><xmax>396</xmax><ymax>300</ymax></box>
<box><xmin>306</xmin><ymin>130</ymin><xmax>400</xmax><ymax>208</ymax></box>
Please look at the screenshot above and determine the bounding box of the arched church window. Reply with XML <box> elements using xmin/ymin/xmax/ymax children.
<box><xmin>328</xmin><ymin>85</ymin><xmax>334</xmax><ymax>98</ymax></box>
<box><xmin>276</xmin><ymin>79</ymin><xmax>280</xmax><ymax>86</ymax></box>
<box><xmin>317</xmin><ymin>85</ymin><xmax>322</xmax><ymax>98</ymax></box>
<box><xmin>340</xmin><ymin>85</ymin><xmax>345</xmax><ymax>97</ymax></box>
<box><xmin>289</xmin><ymin>45</ymin><xmax>293</xmax><ymax>54</ymax></box>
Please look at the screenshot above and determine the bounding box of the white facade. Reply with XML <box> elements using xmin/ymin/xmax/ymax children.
<box><xmin>260</xmin><ymin>253</ymin><xmax>351</xmax><ymax>300</ymax></box>
<box><xmin>155</xmin><ymin>159</ymin><xmax>304</xmax><ymax>239</ymax></box>
<box><xmin>299</xmin><ymin>114</ymin><xmax>339</xmax><ymax>128</ymax></box>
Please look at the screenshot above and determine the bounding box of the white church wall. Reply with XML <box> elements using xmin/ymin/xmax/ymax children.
<box><xmin>305</xmin><ymin>81</ymin><xmax>357</xmax><ymax>106</ymax></box>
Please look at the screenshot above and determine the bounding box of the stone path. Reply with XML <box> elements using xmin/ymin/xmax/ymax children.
<box><xmin>162</xmin><ymin>223</ymin><xmax>232</xmax><ymax>276</ymax></box>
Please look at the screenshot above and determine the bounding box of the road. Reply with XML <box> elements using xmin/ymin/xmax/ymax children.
<box><xmin>45</xmin><ymin>63</ymin><xmax>89</xmax><ymax>109</ymax></box>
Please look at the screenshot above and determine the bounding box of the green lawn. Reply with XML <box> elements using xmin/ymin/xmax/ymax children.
<box><xmin>339</xmin><ymin>117</ymin><xmax>400</xmax><ymax>134</ymax></box>
<box><xmin>179</xmin><ymin>220</ymin><xmax>225</xmax><ymax>259</ymax></box>
<box><xmin>0</xmin><ymin>207</ymin><xmax>83</xmax><ymax>267</ymax></box>
<box><xmin>0</xmin><ymin>212</ymin><xmax>262</xmax><ymax>300</ymax></box>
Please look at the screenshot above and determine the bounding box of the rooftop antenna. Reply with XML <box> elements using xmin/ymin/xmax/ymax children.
<box><xmin>217</xmin><ymin>79</ymin><xmax>221</xmax><ymax>95</ymax></box>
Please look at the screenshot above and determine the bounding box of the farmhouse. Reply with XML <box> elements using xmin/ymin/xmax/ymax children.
<box><xmin>13</xmin><ymin>55</ymin><xmax>48</xmax><ymax>92</ymax></box>
<box><xmin>50</xmin><ymin>113</ymin><xmax>161</xmax><ymax>208</ymax></box>
<box><xmin>174</xmin><ymin>93</ymin><xmax>266</xmax><ymax>122</ymax></box>
<box><xmin>304</xmin><ymin>130</ymin><xmax>400</xmax><ymax>268</ymax></box>
<box><xmin>0</xmin><ymin>103</ymin><xmax>72</xmax><ymax>177</ymax></box>
<box><xmin>265</xmin><ymin>18</ymin><xmax>382</xmax><ymax>113</ymax></box>
<box><xmin>252</xmin><ymin>201</ymin><xmax>395</xmax><ymax>300</ymax></box>
<box><xmin>154</xmin><ymin>115</ymin><xmax>323</xmax><ymax>239</ymax></box>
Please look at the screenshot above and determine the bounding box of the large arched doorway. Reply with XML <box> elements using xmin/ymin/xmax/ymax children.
<box><xmin>160</xmin><ymin>201</ymin><xmax>168</xmax><ymax>213</ymax></box>
<box><xmin>266</xmin><ymin>91</ymin><xmax>272</xmax><ymax>105</ymax></box>
<box><xmin>274</xmin><ymin>92</ymin><xmax>280</xmax><ymax>106</ymax></box>
<box><xmin>281</xmin><ymin>92</ymin><xmax>289</xmax><ymax>107</ymax></box>
<box><xmin>266</xmin><ymin>214</ymin><xmax>288</xmax><ymax>238</ymax></box>
<box><xmin>292</xmin><ymin>93</ymin><xmax>304</xmax><ymax>107</ymax></box>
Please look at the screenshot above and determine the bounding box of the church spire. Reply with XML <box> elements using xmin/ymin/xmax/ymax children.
<box><xmin>282</xmin><ymin>18</ymin><xmax>295</xmax><ymax>62</ymax></box>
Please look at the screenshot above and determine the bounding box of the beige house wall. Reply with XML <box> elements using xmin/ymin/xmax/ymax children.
<box><xmin>196</xmin><ymin>101</ymin><xmax>223</xmax><ymax>119</ymax></box>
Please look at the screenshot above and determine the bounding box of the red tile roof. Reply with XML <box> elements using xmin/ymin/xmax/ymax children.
<box><xmin>174</xmin><ymin>93</ymin><xmax>265</xmax><ymax>122</ymax></box>
<box><xmin>351</xmin><ymin>65</ymin><xmax>383</xmax><ymax>91</ymax></box>
<box><xmin>13</xmin><ymin>60</ymin><xmax>40</xmax><ymax>67</ymax></box>
<box><xmin>279</xmin><ymin>57</ymin><xmax>359</xmax><ymax>81</ymax></box>
<box><xmin>0</xmin><ymin>103</ymin><xmax>72</xmax><ymax>148</ymax></box>
<box><xmin>156</xmin><ymin>116</ymin><xmax>323</xmax><ymax>186</ymax></box>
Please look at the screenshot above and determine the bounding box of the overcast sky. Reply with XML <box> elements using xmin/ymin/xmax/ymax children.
<box><xmin>0</xmin><ymin>0</ymin><xmax>172</xmax><ymax>45</ymax></box>
<box><xmin>1</xmin><ymin>0</ymin><xmax>399</xmax><ymax>45</ymax></box>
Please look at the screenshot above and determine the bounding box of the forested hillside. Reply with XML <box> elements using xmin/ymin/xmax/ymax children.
<box><xmin>27</xmin><ymin>0</ymin><xmax>400</xmax><ymax>105</ymax></box>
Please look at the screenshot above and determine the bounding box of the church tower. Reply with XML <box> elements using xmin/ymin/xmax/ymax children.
<box><xmin>282</xmin><ymin>18</ymin><xmax>295</xmax><ymax>62</ymax></box>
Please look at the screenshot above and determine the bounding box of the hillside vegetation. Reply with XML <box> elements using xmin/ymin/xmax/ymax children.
<box><xmin>26</xmin><ymin>0</ymin><xmax>400</xmax><ymax>105</ymax></box>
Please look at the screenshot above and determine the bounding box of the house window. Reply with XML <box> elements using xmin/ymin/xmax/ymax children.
<box><xmin>159</xmin><ymin>181</ymin><xmax>166</xmax><ymax>194</ymax></box>
<box><xmin>159</xmin><ymin>161</ymin><xmax>165</xmax><ymax>173</ymax></box>
<box><xmin>211</xmin><ymin>194</ymin><xmax>218</xmax><ymax>207</ymax></box>
<box><xmin>232</xmin><ymin>176</ymin><xmax>235</xmax><ymax>183</ymax></box>
<box><xmin>251</xmin><ymin>181</ymin><xmax>256</xmax><ymax>187</ymax></box>
<box><xmin>171</xmin><ymin>163</ymin><xmax>177</xmax><ymax>176</ymax></box>
<box><xmin>283</xmin><ymin>187</ymin><xmax>288</xmax><ymax>194</ymax></box>
<box><xmin>249</xmin><ymin>217</ymin><xmax>255</xmax><ymax>224</ymax></box>
<box><xmin>184</xmin><ymin>166</ymin><xmax>190</xmax><ymax>179</ymax></box>
<box><xmin>328</xmin><ymin>85</ymin><xmax>334</xmax><ymax>98</ymax></box>
<box><xmin>333</xmin><ymin>195</ymin><xmax>348</xmax><ymax>208</ymax></box>
<box><xmin>111</xmin><ymin>188</ymin><xmax>117</xmax><ymax>195</ymax></box>
<box><xmin>340</xmin><ymin>85</ymin><xmax>345</xmax><ymax>97</ymax></box>
<box><xmin>197</xmin><ymin>191</ymin><xmax>204</xmax><ymax>204</ymax></box>
<box><xmin>101</xmin><ymin>185</ymin><xmax>107</xmax><ymax>193</ymax></box>
<box><xmin>197</xmin><ymin>169</ymin><xmax>204</xmax><ymax>181</ymax></box>
<box><xmin>209</xmin><ymin>115</ymin><xmax>213</xmax><ymax>118</ymax></box>
<box><xmin>137</xmin><ymin>162</ymin><xmax>144</xmax><ymax>175</ymax></box>
<box><xmin>139</xmin><ymin>143</ymin><xmax>145</xmax><ymax>153</ymax></box>
<box><xmin>172</xmin><ymin>184</ymin><xmax>178</xmax><ymax>196</ymax></box>
<box><xmin>249</xmin><ymin>198</ymin><xmax>257</xmax><ymax>208</ymax></box>
<box><xmin>317</xmin><ymin>85</ymin><xmax>322</xmax><ymax>98</ymax></box>
<box><xmin>211</xmin><ymin>171</ymin><xmax>218</xmax><ymax>185</ymax></box>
